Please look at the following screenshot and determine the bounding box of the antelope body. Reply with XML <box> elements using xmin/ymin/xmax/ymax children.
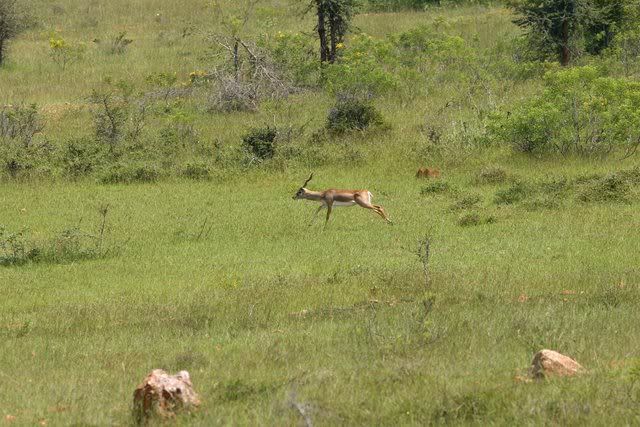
<box><xmin>293</xmin><ymin>174</ymin><xmax>392</xmax><ymax>227</ymax></box>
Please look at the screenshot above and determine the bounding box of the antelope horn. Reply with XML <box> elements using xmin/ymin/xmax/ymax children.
<box><xmin>302</xmin><ymin>173</ymin><xmax>314</xmax><ymax>188</ymax></box>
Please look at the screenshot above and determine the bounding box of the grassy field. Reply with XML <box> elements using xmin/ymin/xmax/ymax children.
<box><xmin>2</xmin><ymin>0</ymin><xmax>640</xmax><ymax>425</ymax></box>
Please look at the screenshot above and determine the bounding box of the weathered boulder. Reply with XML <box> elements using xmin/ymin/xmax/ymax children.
<box><xmin>530</xmin><ymin>349</ymin><xmax>585</xmax><ymax>379</ymax></box>
<box><xmin>133</xmin><ymin>369</ymin><xmax>200</xmax><ymax>423</ymax></box>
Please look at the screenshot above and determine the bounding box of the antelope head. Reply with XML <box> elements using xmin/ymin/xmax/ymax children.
<box><xmin>293</xmin><ymin>173</ymin><xmax>314</xmax><ymax>199</ymax></box>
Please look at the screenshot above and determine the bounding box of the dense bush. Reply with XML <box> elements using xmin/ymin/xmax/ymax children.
<box><xmin>324</xmin><ymin>34</ymin><xmax>399</xmax><ymax>97</ymax></box>
<box><xmin>326</xmin><ymin>97</ymin><xmax>384</xmax><ymax>134</ymax></box>
<box><xmin>486</xmin><ymin>66</ymin><xmax>640</xmax><ymax>155</ymax></box>
<box><xmin>59</xmin><ymin>137</ymin><xmax>105</xmax><ymax>178</ymax></box>
<box><xmin>265</xmin><ymin>32</ymin><xmax>320</xmax><ymax>87</ymax></box>
<box><xmin>392</xmin><ymin>25</ymin><xmax>471</xmax><ymax>67</ymax></box>
<box><xmin>242</xmin><ymin>126</ymin><xmax>278</xmax><ymax>160</ymax></box>
<box><xmin>0</xmin><ymin>104</ymin><xmax>47</xmax><ymax>177</ymax></box>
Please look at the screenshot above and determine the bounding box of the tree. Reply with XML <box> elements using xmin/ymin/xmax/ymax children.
<box><xmin>508</xmin><ymin>0</ymin><xmax>627</xmax><ymax>66</ymax></box>
<box><xmin>0</xmin><ymin>0</ymin><xmax>25</xmax><ymax>66</ymax></box>
<box><xmin>584</xmin><ymin>0</ymin><xmax>625</xmax><ymax>55</ymax></box>
<box><xmin>312</xmin><ymin>0</ymin><xmax>357</xmax><ymax>63</ymax></box>
<box><xmin>211</xmin><ymin>0</ymin><xmax>261</xmax><ymax>80</ymax></box>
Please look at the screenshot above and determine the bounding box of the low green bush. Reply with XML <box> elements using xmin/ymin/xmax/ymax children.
<box><xmin>486</xmin><ymin>66</ymin><xmax>640</xmax><ymax>156</ymax></box>
<box><xmin>242</xmin><ymin>126</ymin><xmax>277</xmax><ymax>160</ymax></box>
<box><xmin>324</xmin><ymin>34</ymin><xmax>399</xmax><ymax>97</ymax></box>
<box><xmin>577</xmin><ymin>173</ymin><xmax>630</xmax><ymax>203</ymax></box>
<box><xmin>457</xmin><ymin>211</ymin><xmax>496</xmax><ymax>227</ymax></box>
<box><xmin>59</xmin><ymin>137</ymin><xmax>105</xmax><ymax>178</ymax></box>
<box><xmin>475</xmin><ymin>166</ymin><xmax>508</xmax><ymax>185</ymax></box>
<box><xmin>494</xmin><ymin>180</ymin><xmax>533</xmax><ymax>205</ymax></box>
<box><xmin>421</xmin><ymin>181</ymin><xmax>451</xmax><ymax>195</ymax></box>
<box><xmin>450</xmin><ymin>193</ymin><xmax>482</xmax><ymax>210</ymax></box>
<box><xmin>326</xmin><ymin>97</ymin><xmax>384</xmax><ymax>134</ymax></box>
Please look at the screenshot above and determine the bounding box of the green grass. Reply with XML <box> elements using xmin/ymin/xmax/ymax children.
<box><xmin>2</xmin><ymin>158</ymin><xmax>640</xmax><ymax>425</ymax></box>
<box><xmin>2</xmin><ymin>0</ymin><xmax>640</xmax><ymax>425</ymax></box>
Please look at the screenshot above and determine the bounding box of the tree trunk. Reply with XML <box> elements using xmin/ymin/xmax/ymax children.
<box><xmin>233</xmin><ymin>39</ymin><xmax>239</xmax><ymax>80</ymax></box>
<box><xmin>328</xmin><ymin>19</ymin><xmax>337</xmax><ymax>63</ymax></box>
<box><xmin>316</xmin><ymin>0</ymin><xmax>329</xmax><ymax>63</ymax></box>
<box><xmin>0</xmin><ymin>38</ymin><xmax>4</xmax><ymax>66</ymax></box>
<box><xmin>560</xmin><ymin>19</ymin><xmax>570</xmax><ymax>66</ymax></box>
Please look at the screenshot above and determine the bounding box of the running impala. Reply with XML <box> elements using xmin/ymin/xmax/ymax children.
<box><xmin>292</xmin><ymin>173</ymin><xmax>392</xmax><ymax>227</ymax></box>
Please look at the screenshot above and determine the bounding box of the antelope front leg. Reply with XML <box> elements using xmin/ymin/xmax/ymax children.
<box><xmin>309</xmin><ymin>204</ymin><xmax>324</xmax><ymax>226</ymax></box>
<box><xmin>324</xmin><ymin>203</ymin><xmax>333</xmax><ymax>230</ymax></box>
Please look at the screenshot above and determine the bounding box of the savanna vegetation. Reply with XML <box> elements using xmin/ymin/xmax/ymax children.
<box><xmin>1</xmin><ymin>0</ymin><xmax>640</xmax><ymax>425</ymax></box>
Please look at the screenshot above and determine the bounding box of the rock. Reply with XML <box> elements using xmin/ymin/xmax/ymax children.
<box><xmin>133</xmin><ymin>369</ymin><xmax>200</xmax><ymax>423</ymax></box>
<box><xmin>530</xmin><ymin>349</ymin><xmax>585</xmax><ymax>379</ymax></box>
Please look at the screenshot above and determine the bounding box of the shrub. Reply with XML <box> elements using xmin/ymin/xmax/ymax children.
<box><xmin>458</xmin><ymin>212</ymin><xmax>496</xmax><ymax>227</ymax></box>
<box><xmin>486</xmin><ymin>66</ymin><xmax>640</xmax><ymax>156</ymax></box>
<box><xmin>577</xmin><ymin>173</ymin><xmax>630</xmax><ymax>203</ymax></box>
<box><xmin>475</xmin><ymin>166</ymin><xmax>508</xmax><ymax>185</ymax></box>
<box><xmin>0</xmin><ymin>104</ymin><xmax>47</xmax><ymax>177</ymax></box>
<box><xmin>326</xmin><ymin>97</ymin><xmax>383</xmax><ymax>134</ymax></box>
<box><xmin>523</xmin><ymin>195</ymin><xmax>561</xmax><ymax>211</ymax></box>
<box><xmin>264</xmin><ymin>31</ymin><xmax>320</xmax><ymax>87</ymax></box>
<box><xmin>421</xmin><ymin>181</ymin><xmax>451</xmax><ymax>195</ymax></box>
<box><xmin>393</xmin><ymin>25</ymin><xmax>471</xmax><ymax>67</ymax></box>
<box><xmin>1</xmin><ymin>208</ymin><xmax>116</xmax><ymax>266</ymax></box>
<box><xmin>242</xmin><ymin>126</ymin><xmax>277</xmax><ymax>160</ymax></box>
<box><xmin>450</xmin><ymin>193</ymin><xmax>482</xmax><ymax>211</ymax></box>
<box><xmin>324</xmin><ymin>34</ymin><xmax>399</xmax><ymax>97</ymax></box>
<box><xmin>605</xmin><ymin>27</ymin><xmax>640</xmax><ymax>76</ymax></box>
<box><xmin>0</xmin><ymin>226</ymin><xmax>38</xmax><ymax>266</ymax></box>
<box><xmin>208</xmin><ymin>74</ymin><xmax>259</xmax><ymax>113</ymax></box>
<box><xmin>49</xmin><ymin>34</ymin><xmax>85</xmax><ymax>69</ymax></box>
<box><xmin>494</xmin><ymin>181</ymin><xmax>533</xmax><ymax>205</ymax></box>
<box><xmin>158</xmin><ymin>114</ymin><xmax>200</xmax><ymax>156</ymax></box>
<box><xmin>89</xmin><ymin>87</ymin><xmax>128</xmax><ymax>152</ymax></box>
<box><xmin>0</xmin><ymin>103</ymin><xmax>43</xmax><ymax>147</ymax></box>
<box><xmin>104</xmin><ymin>32</ymin><xmax>133</xmax><ymax>55</ymax></box>
<box><xmin>457</xmin><ymin>212</ymin><xmax>481</xmax><ymax>227</ymax></box>
<box><xmin>538</xmin><ymin>176</ymin><xmax>571</xmax><ymax>195</ymax></box>
<box><xmin>59</xmin><ymin>137</ymin><xmax>105</xmax><ymax>178</ymax></box>
<box><xmin>620</xmin><ymin>166</ymin><xmax>640</xmax><ymax>184</ymax></box>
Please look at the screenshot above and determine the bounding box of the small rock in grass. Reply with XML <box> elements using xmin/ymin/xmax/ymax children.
<box><xmin>133</xmin><ymin>369</ymin><xmax>200</xmax><ymax>423</ymax></box>
<box><xmin>530</xmin><ymin>349</ymin><xmax>585</xmax><ymax>379</ymax></box>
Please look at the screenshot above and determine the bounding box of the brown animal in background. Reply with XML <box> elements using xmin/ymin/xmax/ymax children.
<box><xmin>416</xmin><ymin>167</ymin><xmax>441</xmax><ymax>179</ymax></box>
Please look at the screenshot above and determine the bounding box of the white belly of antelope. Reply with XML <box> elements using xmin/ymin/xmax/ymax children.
<box><xmin>323</xmin><ymin>201</ymin><xmax>356</xmax><ymax>207</ymax></box>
